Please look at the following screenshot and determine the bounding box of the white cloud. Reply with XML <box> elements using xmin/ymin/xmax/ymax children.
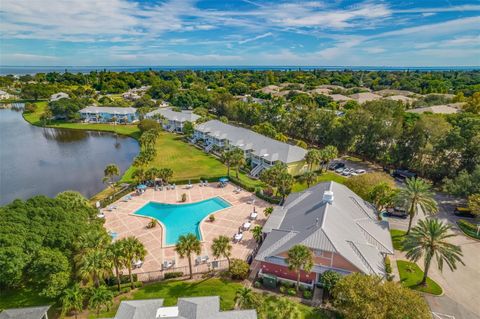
<box><xmin>238</xmin><ymin>32</ymin><xmax>273</xmax><ymax>44</ymax></box>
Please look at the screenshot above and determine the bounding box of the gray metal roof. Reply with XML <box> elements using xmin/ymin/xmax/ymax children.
<box><xmin>256</xmin><ymin>181</ymin><xmax>394</xmax><ymax>276</ymax></box>
<box><xmin>79</xmin><ymin>106</ymin><xmax>137</xmax><ymax>115</ymax></box>
<box><xmin>146</xmin><ymin>108</ymin><xmax>200</xmax><ymax>123</ymax></box>
<box><xmin>0</xmin><ymin>306</ymin><xmax>50</xmax><ymax>319</ymax></box>
<box><xmin>114</xmin><ymin>297</ymin><xmax>256</xmax><ymax>319</ymax></box>
<box><xmin>194</xmin><ymin>120</ymin><xmax>306</xmax><ymax>163</ymax></box>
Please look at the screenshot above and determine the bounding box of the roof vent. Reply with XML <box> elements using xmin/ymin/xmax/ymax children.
<box><xmin>323</xmin><ymin>190</ymin><xmax>334</xmax><ymax>204</ymax></box>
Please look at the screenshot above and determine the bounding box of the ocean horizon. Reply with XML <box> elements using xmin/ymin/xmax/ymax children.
<box><xmin>1</xmin><ymin>65</ymin><xmax>479</xmax><ymax>75</ymax></box>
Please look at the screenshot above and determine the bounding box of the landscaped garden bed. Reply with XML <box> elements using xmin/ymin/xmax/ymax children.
<box><xmin>457</xmin><ymin>219</ymin><xmax>480</xmax><ymax>240</ymax></box>
<box><xmin>396</xmin><ymin>260</ymin><xmax>443</xmax><ymax>295</ymax></box>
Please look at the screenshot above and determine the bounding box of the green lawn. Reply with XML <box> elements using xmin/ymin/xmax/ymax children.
<box><xmin>292</xmin><ymin>171</ymin><xmax>347</xmax><ymax>193</ymax></box>
<box><xmin>0</xmin><ymin>287</ymin><xmax>53</xmax><ymax>310</ymax></box>
<box><xmin>390</xmin><ymin>229</ymin><xmax>407</xmax><ymax>251</ymax></box>
<box><xmin>397</xmin><ymin>260</ymin><xmax>443</xmax><ymax>295</ymax></box>
<box><xmin>92</xmin><ymin>278</ymin><xmax>328</xmax><ymax>319</ymax></box>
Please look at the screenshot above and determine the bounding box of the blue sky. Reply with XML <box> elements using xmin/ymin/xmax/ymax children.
<box><xmin>1</xmin><ymin>0</ymin><xmax>479</xmax><ymax>66</ymax></box>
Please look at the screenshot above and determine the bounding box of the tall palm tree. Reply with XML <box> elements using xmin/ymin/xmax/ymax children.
<box><xmin>221</xmin><ymin>149</ymin><xmax>234</xmax><ymax>176</ymax></box>
<box><xmin>108</xmin><ymin>241</ymin><xmax>126</xmax><ymax>291</ymax></box>
<box><xmin>103</xmin><ymin>163</ymin><xmax>120</xmax><ymax>192</ymax></box>
<box><xmin>395</xmin><ymin>178</ymin><xmax>438</xmax><ymax>234</ymax></box>
<box><xmin>286</xmin><ymin>244</ymin><xmax>314</xmax><ymax>292</ymax></box>
<box><xmin>305</xmin><ymin>149</ymin><xmax>321</xmax><ymax>172</ymax></box>
<box><xmin>78</xmin><ymin>249</ymin><xmax>112</xmax><ymax>288</ymax></box>
<box><xmin>122</xmin><ymin>237</ymin><xmax>146</xmax><ymax>288</ymax></box>
<box><xmin>211</xmin><ymin>235</ymin><xmax>232</xmax><ymax>269</ymax></box>
<box><xmin>235</xmin><ymin>287</ymin><xmax>256</xmax><ymax>310</ymax></box>
<box><xmin>61</xmin><ymin>284</ymin><xmax>84</xmax><ymax>319</ymax></box>
<box><xmin>145</xmin><ymin>167</ymin><xmax>161</xmax><ymax>184</ymax></box>
<box><xmin>231</xmin><ymin>149</ymin><xmax>246</xmax><ymax>178</ymax></box>
<box><xmin>251</xmin><ymin>225</ymin><xmax>263</xmax><ymax>243</ymax></box>
<box><xmin>321</xmin><ymin>145</ymin><xmax>338</xmax><ymax>172</ymax></box>
<box><xmin>277</xmin><ymin>171</ymin><xmax>294</xmax><ymax>202</ymax></box>
<box><xmin>299</xmin><ymin>171</ymin><xmax>317</xmax><ymax>188</ymax></box>
<box><xmin>175</xmin><ymin>233</ymin><xmax>201</xmax><ymax>279</ymax></box>
<box><xmin>159</xmin><ymin>167</ymin><xmax>173</xmax><ymax>185</ymax></box>
<box><xmin>132</xmin><ymin>168</ymin><xmax>145</xmax><ymax>184</ymax></box>
<box><xmin>88</xmin><ymin>286</ymin><xmax>114</xmax><ymax>318</ymax></box>
<box><xmin>404</xmin><ymin>219</ymin><xmax>464</xmax><ymax>286</ymax></box>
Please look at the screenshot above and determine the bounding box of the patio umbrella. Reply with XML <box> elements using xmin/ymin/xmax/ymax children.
<box><xmin>137</xmin><ymin>184</ymin><xmax>147</xmax><ymax>190</ymax></box>
<box><xmin>219</xmin><ymin>177</ymin><xmax>229</xmax><ymax>183</ymax></box>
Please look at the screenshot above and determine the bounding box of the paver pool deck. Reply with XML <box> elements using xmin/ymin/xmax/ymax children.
<box><xmin>103</xmin><ymin>182</ymin><xmax>270</xmax><ymax>275</ymax></box>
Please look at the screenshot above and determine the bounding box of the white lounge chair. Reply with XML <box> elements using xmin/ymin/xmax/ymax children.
<box><xmin>247</xmin><ymin>198</ymin><xmax>255</xmax><ymax>205</ymax></box>
<box><xmin>97</xmin><ymin>212</ymin><xmax>105</xmax><ymax>219</ymax></box>
<box><xmin>162</xmin><ymin>260</ymin><xmax>175</xmax><ymax>270</ymax></box>
<box><xmin>243</xmin><ymin>221</ymin><xmax>252</xmax><ymax>230</ymax></box>
<box><xmin>195</xmin><ymin>255</ymin><xmax>209</xmax><ymax>265</ymax></box>
<box><xmin>234</xmin><ymin>232</ymin><xmax>243</xmax><ymax>242</ymax></box>
<box><xmin>133</xmin><ymin>260</ymin><xmax>143</xmax><ymax>269</ymax></box>
<box><xmin>250</xmin><ymin>212</ymin><xmax>258</xmax><ymax>220</ymax></box>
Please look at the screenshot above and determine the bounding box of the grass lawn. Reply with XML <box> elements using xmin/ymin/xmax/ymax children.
<box><xmin>292</xmin><ymin>171</ymin><xmax>347</xmax><ymax>193</ymax></box>
<box><xmin>0</xmin><ymin>287</ymin><xmax>54</xmax><ymax>310</ymax></box>
<box><xmin>390</xmin><ymin>229</ymin><xmax>407</xmax><ymax>251</ymax></box>
<box><xmin>397</xmin><ymin>260</ymin><xmax>443</xmax><ymax>295</ymax></box>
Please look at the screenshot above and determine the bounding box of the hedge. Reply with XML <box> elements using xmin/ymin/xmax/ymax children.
<box><xmin>457</xmin><ymin>219</ymin><xmax>480</xmax><ymax>240</ymax></box>
<box><xmin>164</xmin><ymin>272</ymin><xmax>184</xmax><ymax>279</ymax></box>
<box><xmin>255</xmin><ymin>190</ymin><xmax>282</xmax><ymax>205</ymax></box>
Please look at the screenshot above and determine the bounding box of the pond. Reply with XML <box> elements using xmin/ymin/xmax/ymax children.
<box><xmin>0</xmin><ymin>106</ymin><xmax>139</xmax><ymax>206</ymax></box>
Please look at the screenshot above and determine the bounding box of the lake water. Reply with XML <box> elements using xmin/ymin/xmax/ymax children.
<box><xmin>0</xmin><ymin>107</ymin><xmax>139</xmax><ymax>206</ymax></box>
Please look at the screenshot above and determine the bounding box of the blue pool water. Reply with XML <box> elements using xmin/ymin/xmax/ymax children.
<box><xmin>134</xmin><ymin>197</ymin><xmax>231</xmax><ymax>245</ymax></box>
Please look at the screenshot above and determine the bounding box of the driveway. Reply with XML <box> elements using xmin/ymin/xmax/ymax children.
<box><xmin>385</xmin><ymin>192</ymin><xmax>480</xmax><ymax>319</ymax></box>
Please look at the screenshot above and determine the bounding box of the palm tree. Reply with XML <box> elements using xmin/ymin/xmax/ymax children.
<box><xmin>175</xmin><ymin>233</ymin><xmax>201</xmax><ymax>279</ymax></box>
<box><xmin>61</xmin><ymin>284</ymin><xmax>84</xmax><ymax>319</ymax></box>
<box><xmin>108</xmin><ymin>241</ymin><xmax>126</xmax><ymax>291</ymax></box>
<box><xmin>159</xmin><ymin>167</ymin><xmax>173</xmax><ymax>185</ymax></box>
<box><xmin>235</xmin><ymin>287</ymin><xmax>256</xmax><ymax>309</ymax></box>
<box><xmin>272</xmin><ymin>297</ymin><xmax>301</xmax><ymax>319</ymax></box>
<box><xmin>299</xmin><ymin>171</ymin><xmax>317</xmax><ymax>188</ymax></box>
<box><xmin>211</xmin><ymin>235</ymin><xmax>232</xmax><ymax>269</ymax></box>
<box><xmin>277</xmin><ymin>171</ymin><xmax>294</xmax><ymax>202</ymax></box>
<box><xmin>145</xmin><ymin>167</ymin><xmax>161</xmax><ymax>184</ymax></box>
<box><xmin>122</xmin><ymin>237</ymin><xmax>146</xmax><ymax>288</ymax></box>
<box><xmin>321</xmin><ymin>145</ymin><xmax>338</xmax><ymax>172</ymax></box>
<box><xmin>395</xmin><ymin>178</ymin><xmax>438</xmax><ymax>234</ymax></box>
<box><xmin>132</xmin><ymin>168</ymin><xmax>145</xmax><ymax>184</ymax></box>
<box><xmin>251</xmin><ymin>225</ymin><xmax>263</xmax><ymax>243</ymax></box>
<box><xmin>305</xmin><ymin>149</ymin><xmax>321</xmax><ymax>172</ymax></box>
<box><xmin>404</xmin><ymin>219</ymin><xmax>464</xmax><ymax>286</ymax></box>
<box><xmin>221</xmin><ymin>149</ymin><xmax>234</xmax><ymax>176</ymax></box>
<box><xmin>88</xmin><ymin>286</ymin><xmax>114</xmax><ymax>318</ymax></box>
<box><xmin>231</xmin><ymin>149</ymin><xmax>246</xmax><ymax>178</ymax></box>
<box><xmin>78</xmin><ymin>249</ymin><xmax>112</xmax><ymax>288</ymax></box>
<box><xmin>103</xmin><ymin>163</ymin><xmax>120</xmax><ymax>192</ymax></box>
<box><xmin>286</xmin><ymin>245</ymin><xmax>314</xmax><ymax>292</ymax></box>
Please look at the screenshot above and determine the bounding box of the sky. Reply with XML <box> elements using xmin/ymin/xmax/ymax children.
<box><xmin>0</xmin><ymin>0</ymin><xmax>479</xmax><ymax>66</ymax></box>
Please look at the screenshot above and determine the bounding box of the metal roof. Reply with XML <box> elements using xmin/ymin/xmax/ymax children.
<box><xmin>79</xmin><ymin>106</ymin><xmax>137</xmax><ymax>115</ymax></box>
<box><xmin>146</xmin><ymin>108</ymin><xmax>200</xmax><ymax>123</ymax></box>
<box><xmin>0</xmin><ymin>306</ymin><xmax>50</xmax><ymax>319</ymax></box>
<box><xmin>256</xmin><ymin>181</ymin><xmax>394</xmax><ymax>276</ymax></box>
<box><xmin>194</xmin><ymin>120</ymin><xmax>307</xmax><ymax>163</ymax></box>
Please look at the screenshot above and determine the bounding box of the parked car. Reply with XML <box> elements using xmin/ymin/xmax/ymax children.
<box><xmin>355</xmin><ymin>169</ymin><xmax>366</xmax><ymax>174</ymax></box>
<box><xmin>335</xmin><ymin>167</ymin><xmax>345</xmax><ymax>174</ymax></box>
<box><xmin>385</xmin><ymin>206</ymin><xmax>408</xmax><ymax>219</ymax></box>
<box><xmin>342</xmin><ymin>168</ymin><xmax>354</xmax><ymax>176</ymax></box>
<box><xmin>392</xmin><ymin>169</ymin><xmax>417</xmax><ymax>181</ymax></box>
<box><xmin>454</xmin><ymin>206</ymin><xmax>476</xmax><ymax>218</ymax></box>
<box><xmin>329</xmin><ymin>162</ymin><xmax>345</xmax><ymax>171</ymax></box>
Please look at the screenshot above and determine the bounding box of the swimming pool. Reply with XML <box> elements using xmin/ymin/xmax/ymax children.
<box><xmin>134</xmin><ymin>197</ymin><xmax>231</xmax><ymax>245</ymax></box>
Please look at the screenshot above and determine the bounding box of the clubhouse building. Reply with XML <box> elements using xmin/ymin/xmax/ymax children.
<box><xmin>193</xmin><ymin>120</ymin><xmax>308</xmax><ymax>177</ymax></box>
<box><xmin>252</xmin><ymin>181</ymin><xmax>393</xmax><ymax>287</ymax></box>
<box><xmin>79</xmin><ymin>106</ymin><xmax>138</xmax><ymax>123</ymax></box>
<box><xmin>146</xmin><ymin>108</ymin><xmax>200</xmax><ymax>132</ymax></box>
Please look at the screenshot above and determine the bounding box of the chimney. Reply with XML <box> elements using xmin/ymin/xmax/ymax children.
<box><xmin>323</xmin><ymin>190</ymin><xmax>334</xmax><ymax>204</ymax></box>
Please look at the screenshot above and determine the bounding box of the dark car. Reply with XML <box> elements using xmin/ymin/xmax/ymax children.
<box><xmin>392</xmin><ymin>169</ymin><xmax>417</xmax><ymax>181</ymax></box>
<box><xmin>454</xmin><ymin>206</ymin><xmax>475</xmax><ymax>218</ymax></box>
<box><xmin>385</xmin><ymin>206</ymin><xmax>408</xmax><ymax>219</ymax></box>
<box><xmin>329</xmin><ymin>162</ymin><xmax>345</xmax><ymax>170</ymax></box>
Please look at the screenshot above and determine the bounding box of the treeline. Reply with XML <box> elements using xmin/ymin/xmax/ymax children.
<box><xmin>2</xmin><ymin>69</ymin><xmax>480</xmax><ymax>96</ymax></box>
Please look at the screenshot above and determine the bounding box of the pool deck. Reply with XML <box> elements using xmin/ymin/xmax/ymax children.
<box><xmin>103</xmin><ymin>182</ymin><xmax>270</xmax><ymax>275</ymax></box>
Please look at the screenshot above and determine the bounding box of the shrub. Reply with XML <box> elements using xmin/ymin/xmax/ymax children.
<box><xmin>287</xmin><ymin>288</ymin><xmax>296</xmax><ymax>296</ymax></box>
<box><xmin>181</xmin><ymin>193</ymin><xmax>187</xmax><ymax>202</ymax></box>
<box><xmin>255</xmin><ymin>190</ymin><xmax>281</xmax><ymax>204</ymax></box>
<box><xmin>229</xmin><ymin>259</ymin><xmax>250</xmax><ymax>280</ymax></box>
<box><xmin>457</xmin><ymin>219</ymin><xmax>480</xmax><ymax>239</ymax></box>
<box><xmin>303</xmin><ymin>290</ymin><xmax>313</xmax><ymax>299</ymax></box>
<box><xmin>319</xmin><ymin>270</ymin><xmax>342</xmax><ymax>293</ymax></box>
<box><xmin>164</xmin><ymin>272</ymin><xmax>184</xmax><ymax>280</ymax></box>
<box><xmin>209</xmin><ymin>214</ymin><xmax>215</xmax><ymax>222</ymax></box>
<box><xmin>264</xmin><ymin>207</ymin><xmax>273</xmax><ymax>216</ymax></box>
<box><xmin>254</xmin><ymin>281</ymin><xmax>262</xmax><ymax>288</ymax></box>
<box><xmin>385</xmin><ymin>256</ymin><xmax>394</xmax><ymax>281</ymax></box>
<box><xmin>279</xmin><ymin>286</ymin><xmax>287</xmax><ymax>293</ymax></box>
<box><xmin>138</xmin><ymin>119</ymin><xmax>160</xmax><ymax>133</ymax></box>
<box><xmin>24</xmin><ymin>102</ymin><xmax>37</xmax><ymax>113</ymax></box>
<box><xmin>121</xmin><ymin>287</ymin><xmax>131</xmax><ymax>294</ymax></box>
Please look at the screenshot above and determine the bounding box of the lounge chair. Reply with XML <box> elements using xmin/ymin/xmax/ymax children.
<box><xmin>172</xmin><ymin>183</ymin><xmax>176</xmax><ymax>190</ymax></box>
<box><xmin>234</xmin><ymin>232</ymin><xmax>243</xmax><ymax>243</ymax></box>
<box><xmin>97</xmin><ymin>212</ymin><xmax>105</xmax><ymax>219</ymax></box>
<box><xmin>204</xmin><ymin>181</ymin><xmax>209</xmax><ymax>187</ymax></box>
<box><xmin>243</xmin><ymin>221</ymin><xmax>252</xmax><ymax>230</ymax></box>
<box><xmin>195</xmin><ymin>255</ymin><xmax>209</xmax><ymax>265</ymax></box>
<box><xmin>133</xmin><ymin>259</ymin><xmax>143</xmax><ymax>269</ymax></box>
<box><xmin>247</xmin><ymin>198</ymin><xmax>255</xmax><ymax>205</ymax></box>
<box><xmin>250</xmin><ymin>211</ymin><xmax>258</xmax><ymax>220</ymax></box>
<box><xmin>162</xmin><ymin>260</ymin><xmax>175</xmax><ymax>270</ymax></box>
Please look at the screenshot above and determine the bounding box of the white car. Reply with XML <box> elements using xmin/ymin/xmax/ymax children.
<box><xmin>355</xmin><ymin>169</ymin><xmax>366</xmax><ymax>174</ymax></box>
<box><xmin>335</xmin><ymin>167</ymin><xmax>345</xmax><ymax>173</ymax></box>
<box><xmin>342</xmin><ymin>168</ymin><xmax>353</xmax><ymax>176</ymax></box>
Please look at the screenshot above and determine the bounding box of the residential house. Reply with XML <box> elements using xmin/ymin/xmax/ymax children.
<box><xmin>406</xmin><ymin>103</ymin><xmax>462</xmax><ymax>114</ymax></box>
<box><xmin>385</xmin><ymin>95</ymin><xmax>416</xmax><ymax>104</ymax></box>
<box><xmin>50</xmin><ymin>92</ymin><xmax>69</xmax><ymax>101</ymax></box>
<box><xmin>0</xmin><ymin>306</ymin><xmax>50</xmax><ymax>319</ymax></box>
<box><xmin>193</xmin><ymin>120</ymin><xmax>308</xmax><ymax>177</ymax></box>
<box><xmin>349</xmin><ymin>92</ymin><xmax>382</xmax><ymax>104</ymax></box>
<box><xmin>252</xmin><ymin>181</ymin><xmax>393</xmax><ymax>288</ymax></box>
<box><xmin>329</xmin><ymin>94</ymin><xmax>352</xmax><ymax>103</ymax></box>
<box><xmin>146</xmin><ymin>108</ymin><xmax>200</xmax><ymax>132</ymax></box>
<box><xmin>0</xmin><ymin>89</ymin><xmax>16</xmax><ymax>100</ymax></box>
<box><xmin>113</xmin><ymin>296</ymin><xmax>257</xmax><ymax>319</ymax></box>
<box><xmin>79</xmin><ymin>106</ymin><xmax>138</xmax><ymax>123</ymax></box>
